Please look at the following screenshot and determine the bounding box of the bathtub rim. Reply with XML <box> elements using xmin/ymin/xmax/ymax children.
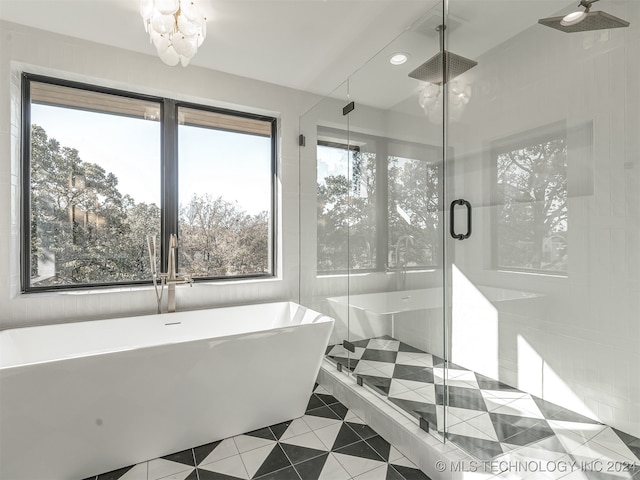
<box><xmin>0</xmin><ymin>301</ymin><xmax>334</xmax><ymax>370</ymax></box>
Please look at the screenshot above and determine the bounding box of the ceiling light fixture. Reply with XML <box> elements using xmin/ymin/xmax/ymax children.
<box><xmin>140</xmin><ymin>0</ymin><xmax>207</xmax><ymax>67</ymax></box>
<box><xmin>389</xmin><ymin>53</ymin><xmax>409</xmax><ymax>65</ymax></box>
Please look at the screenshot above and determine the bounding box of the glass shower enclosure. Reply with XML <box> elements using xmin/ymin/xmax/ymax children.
<box><xmin>300</xmin><ymin>0</ymin><xmax>640</xmax><ymax>463</ymax></box>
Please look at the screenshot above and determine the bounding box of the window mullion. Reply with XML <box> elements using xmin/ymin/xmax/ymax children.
<box><xmin>376</xmin><ymin>139</ymin><xmax>388</xmax><ymax>272</ymax></box>
<box><xmin>161</xmin><ymin>99</ymin><xmax>179</xmax><ymax>273</ymax></box>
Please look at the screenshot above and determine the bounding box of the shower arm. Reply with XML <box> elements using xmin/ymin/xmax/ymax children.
<box><xmin>579</xmin><ymin>0</ymin><xmax>599</xmax><ymax>9</ymax></box>
<box><xmin>437</xmin><ymin>24</ymin><xmax>446</xmax><ymax>51</ymax></box>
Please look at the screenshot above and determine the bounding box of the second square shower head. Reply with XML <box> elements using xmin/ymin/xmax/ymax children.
<box><xmin>538</xmin><ymin>0</ymin><xmax>630</xmax><ymax>33</ymax></box>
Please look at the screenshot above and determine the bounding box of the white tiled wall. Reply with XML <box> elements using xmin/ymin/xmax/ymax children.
<box><xmin>0</xmin><ymin>20</ymin><xmax>320</xmax><ymax>329</ymax></box>
<box><xmin>447</xmin><ymin>1</ymin><xmax>640</xmax><ymax>438</ymax></box>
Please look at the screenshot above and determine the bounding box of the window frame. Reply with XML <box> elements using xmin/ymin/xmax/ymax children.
<box><xmin>21</xmin><ymin>73</ymin><xmax>277</xmax><ymax>293</ymax></box>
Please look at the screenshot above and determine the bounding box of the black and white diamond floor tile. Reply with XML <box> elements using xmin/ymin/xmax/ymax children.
<box><xmin>395</xmin><ymin>353</ymin><xmax>433</xmax><ymax>369</ymax></box>
<box><xmin>94</xmin><ymin>464</ymin><xmax>147</xmax><ymax>480</ymax></box>
<box><xmin>613</xmin><ymin>428</ymin><xmax>640</xmax><ymax>462</ymax></box>
<box><xmin>85</xmin><ymin>384</ymin><xmax>429</xmax><ymax>480</ymax></box>
<box><xmin>148</xmin><ymin>456</ymin><xmax>195</xmax><ymax>480</ymax></box>
<box><xmin>590</xmin><ymin>429</ymin><xmax>640</xmax><ymax>465</ymax></box>
<box><xmin>365</xmin><ymin>338</ymin><xmax>400</xmax><ymax>352</ymax></box>
<box><xmin>327</xmin><ymin>345</ymin><xmax>366</xmax><ymax>361</ymax></box>
<box><xmin>327</xmin><ymin>336</ymin><xmax>640</xmax><ymax>470</ymax></box>
<box><xmin>354</xmin><ymin>360</ymin><xmax>396</xmax><ymax>379</ymax></box>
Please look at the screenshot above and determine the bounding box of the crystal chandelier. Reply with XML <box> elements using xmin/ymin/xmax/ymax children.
<box><xmin>140</xmin><ymin>0</ymin><xmax>207</xmax><ymax>67</ymax></box>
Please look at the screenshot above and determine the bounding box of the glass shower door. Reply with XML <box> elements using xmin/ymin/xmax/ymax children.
<box><xmin>298</xmin><ymin>1</ymin><xmax>452</xmax><ymax>441</ymax></box>
<box><xmin>299</xmin><ymin>81</ymin><xmax>355</xmax><ymax>371</ymax></box>
<box><xmin>340</xmin><ymin>3</ymin><xmax>448</xmax><ymax>438</ymax></box>
<box><xmin>444</xmin><ymin>0</ymin><xmax>640</xmax><ymax>464</ymax></box>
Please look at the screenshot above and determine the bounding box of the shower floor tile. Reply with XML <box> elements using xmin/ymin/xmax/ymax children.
<box><xmin>326</xmin><ymin>336</ymin><xmax>640</xmax><ymax>473</ymax></box>
<box><xmin>83</xmin><ymin>383</ymin><xmax>430</xmax><ymax>480</ymax></box>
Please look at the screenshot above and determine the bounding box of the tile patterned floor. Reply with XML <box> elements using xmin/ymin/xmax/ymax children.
<box><xmin>326</xmin><ymin>336</ymin><xmax>640</xmax><ymax>475</ymax></box>
<box><xmin>83</xmin><ymin>384</ymin><xmax>430</xmax><ymax>480</ymax></box>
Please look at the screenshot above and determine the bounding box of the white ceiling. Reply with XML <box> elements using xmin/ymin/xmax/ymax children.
<box><xmin>0</xmin><ymin>0</ymin><xmax>575</xmax><ymax>104</ymax></box>
<box><xmin>0</xmin><ymin>0</ymin><xmax>439</xmax><ymax>96</ymax></box>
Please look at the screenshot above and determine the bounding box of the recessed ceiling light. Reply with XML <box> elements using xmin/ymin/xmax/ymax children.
<box><xmin>389</xmin><ymin>53</ymin><xmax>409</xmax><ymax>65</ymax></box>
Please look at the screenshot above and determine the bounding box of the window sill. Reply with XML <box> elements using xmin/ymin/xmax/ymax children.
<box><xmin>21</xmin><ymin>284</ymin><xmax>158</xmax><ymax>297</ymax></box>
<box><xmin>21</xmin><ymin>276</ymin><xmax>281</xmax><ymax>297</ymax></box>
<box><xmin>191</xmin><ymin>276</ymin><xmax>280</xmax><ymax>287</ymax></box>
<box><xmin>496</xmin><ymin>269</ymin><xmax>568</xmax><ymax>279</ymax></box>
<box><xmin>316</xmin><ymin>268</ymin><xmax>437</xmax><ymax>279</ymax></box>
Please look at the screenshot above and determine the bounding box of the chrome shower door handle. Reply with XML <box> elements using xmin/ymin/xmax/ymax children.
<box><xmin>450</xmin><ymin>199</ymin><xmax>472</xmax><ymax>240</ymax></box>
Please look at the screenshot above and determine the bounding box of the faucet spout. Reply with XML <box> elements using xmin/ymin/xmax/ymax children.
<box><xmin>147</xmin><ymin>233</ymin><xmax>192</xmax><ymax>314</ymax></box>
<box><xmin>166</xmin><ymin>234</ymin><xmax>193</xmax><ymax>313</ymax></box>
<box><xmin>393</xmin><ymin>235</ymin><xmax>414</xmax><ymax>291</ymax></box>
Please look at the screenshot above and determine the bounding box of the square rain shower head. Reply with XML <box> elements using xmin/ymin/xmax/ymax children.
<box><xmin>538</xmin><ymin>10</ymin><xmax>630</xmax><ymax>33</ymax></box>
<box><xmin>408</xmin><ymin>50</ymin><xmax>478</xmax><ymax>85</ymax></box>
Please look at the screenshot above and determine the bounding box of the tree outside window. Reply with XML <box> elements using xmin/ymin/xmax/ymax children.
<box><xmin>388</xmin><ymin>156</ymin><xmax>440</xmax><ymax>268</ymax></box>
<box><xmin>316</xmin><ymin>143</ymin><xmax>377</xmax><ymax>272</ymax></box>
<box><xmin>494</xmin><ymin>130</ymin><xmax>568</xmax><ymax>274</ymax></box>
<box><xmin>316</xmin><ymin>134</ymin><xmax>440</xmax><ymax>274</ymax></box>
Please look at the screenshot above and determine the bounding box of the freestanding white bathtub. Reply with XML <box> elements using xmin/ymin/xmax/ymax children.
<box><xmin>0</xmin><ymin>301</ymin><xmax>334</xmax><ymax>480</ymax></box>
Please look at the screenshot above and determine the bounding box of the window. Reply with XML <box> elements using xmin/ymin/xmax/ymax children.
<box><xmin>316</xmin><ymin>129</ymin><xmax>440</xmax><ymax>274</ymax></box>
<box><xmin>22</xmin><ymin>74</ymin><xmax>276</xmax><ymax>291</ymax></box>
<box><xmin>388</xmin><ymin>153</ymin><xmax>440</xmax><ymax>268</ymax></box>
<box><xmin>493</xmin><ymin>126</ymin><xmax>568</xmax><ymax>274</ymax></box>
<box><xmin>316</xmin><ymin>141</ymin><xmax>376</xmax><ymax>272</ymax></box>
<box><xmin>177</xmin><ymin>107</ymin><xmax>274</xmax><ymax>277</ymax></box>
